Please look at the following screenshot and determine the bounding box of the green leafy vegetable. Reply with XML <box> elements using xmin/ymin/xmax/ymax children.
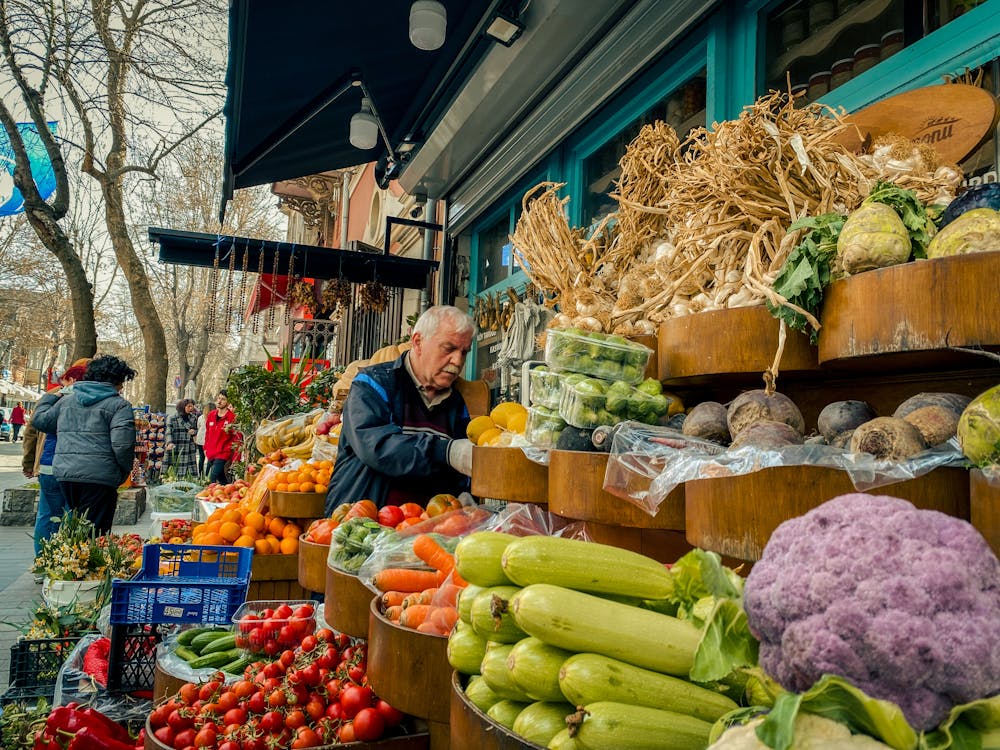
<box><xmin>767</xmin><ymin>213</ymin><xmax>844</xmax><ymax>343</ymax></box>
<box><xmin>864</xmin><ymin>180</ymin><xmax>936</xmax><ymax>259</ymax></box>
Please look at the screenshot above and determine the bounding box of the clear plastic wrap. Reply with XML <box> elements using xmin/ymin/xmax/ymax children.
<box><xmin>254</xmin><ymin>408</ymin><xmax>323</xmax><ymax>455</ymax></box>
<box><xmin>53</xmin><ymin>633</ymin><xmax>152</xmax><ymax>723</ymax></box>
<box><xmin>148</xmin><ymin>481</ymin><xmax>202</xmax><ymax>514</ymax></box>
<box><xmin>544</xmin><ymin>328</ymin><xmax>652</xmax><ymax>384</ymax></box>
<box><xmin>155</xmin><ymin>631</ymin><xmax>241</xmax><ymax>687</ymax></box>
<box><xmin>326</xmin><ymin>517</ymin><xmax>391</xmax><ymax>574</ymax></box>
<box><xmin>604</xmin><ymin>421</ymin><xmax>966</xmax><ymax>515</ymax></box>
<box><xmin>525</xmin><ymin>405</ymin><xmax>566</xmax><ymax>448</ymax></box>
<box><xmin>528</xmin><ymin>366</ymin><xmax>562</xmax><ymax>409</ymax></box>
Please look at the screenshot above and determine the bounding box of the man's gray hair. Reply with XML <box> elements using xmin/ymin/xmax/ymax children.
<box><xmin>412</xmin><ymin>305</ymin><xmax>475</xmax><ymax>339</ymax></box>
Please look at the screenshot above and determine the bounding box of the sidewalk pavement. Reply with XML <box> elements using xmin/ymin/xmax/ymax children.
<box><xmin>0</xmin><ymin>439</ymin><xmax>149</xmax><ymax>689</ymax></box>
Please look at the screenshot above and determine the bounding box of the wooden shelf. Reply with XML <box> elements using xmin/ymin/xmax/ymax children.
<box><xmin>323</xmin><ymin>564</ymin><xmax>373</xmax><ymax>639</ymax></box>
<box><xmin>472</xmin><ymin>447</ymin><xmax>548</xmax><ymax>504</ymax></box>
<box><xmin>971</xmin><ymin>469</ymin><xmax>1000</xmax><ymax>556</ymax></box>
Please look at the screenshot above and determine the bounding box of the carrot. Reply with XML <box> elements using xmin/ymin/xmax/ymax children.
<box><xmin>412</xmin><ymin>534</ymin><xmax>455</xmax><ymax>574</ymax></box>
<box><xmin>428</xmin><ymin>605</ymin><xmax>459</xmax><ymax>633</ymax></box>
<box><xmin>431</xmin><ymin>584</ymin><xmax>462</xmax><ymax>608</ymax></box>
<box><xmin>416</xmin><ymin>620</ymin><xmax>448</xmax><ymax>636</ymax></box>
<box><xmin>436</xmin><ymin>567</ymin><xmax>467</xmax><ymax>586</ymax></box>
<box><xmin>372</xmin><ymin>568</ymin><xmax>441</xmax><ymax>593</ymax></box>
<box><xmin>399</xmin><ymin>604</ymin><xmax>433</xmax><ymax>628</ymax></box>
<box><xmin>384</xmin><ymin>605</ymin><xmax>403</xmax><ymax>622</ymax></box>
<box><xmin>402</xmin><ymin>588</ymin><xmax>438</xmax><ymax>609</ymax></box>
<box><xmin>380</xmin><ymin>591</ymin><xmax>408</xmax><ymax>609</ymax></box>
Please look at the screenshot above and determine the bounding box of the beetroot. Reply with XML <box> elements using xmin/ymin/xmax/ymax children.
<box><xmin>817</xmin><ymin>400</ymin><xmax>877</xmax><ymax>443</ymax></box>
<box><xmin>730</xmin><ymin>420</ymin><xmax>804</xmax><ymax>450</ymax></box>
<box><xmin>850</xmin><ymin>417</ymin><xmax>927</xmax><ymax>460</ymax></box>
<box><xmin>727</xmin><ymin>390</ymin><xmax>805</xmax><ymax>438</ymax></box>
<box><xmin>681</xmin><ymin>401</ymin><xmax>730</xmax><ymax>445</ymax></box>
<box><xmin>903</xmin><ymin>405</ymin><xmax>959</xmax><ymax>446</ymax></box>
<box><xmin>893</xmin><ymin>392</ymin><xmax>972</xmax><ymax>420</ymax></box>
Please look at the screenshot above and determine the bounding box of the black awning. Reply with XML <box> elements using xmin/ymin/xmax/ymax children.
<box><xmin>223</xmin><ymin>0</ymin><xmax>495</xmax><ymax>202</ymax></box>
<box><xmin>148</xmin><ymin>228</ymin><xmax>438</xmax><ymax>290</ymax></box>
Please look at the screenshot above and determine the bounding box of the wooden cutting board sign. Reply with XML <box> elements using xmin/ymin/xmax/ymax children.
<box><xmin>834</xmin><ymin>83</ymin><xmax>1000</xmax><ymax>164</ymax></box>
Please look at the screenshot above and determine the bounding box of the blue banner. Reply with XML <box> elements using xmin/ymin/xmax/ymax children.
<box><xmin>0</xmin><ymin>121</ymin><xmax>58</xmax><ymax>216</ymax></box>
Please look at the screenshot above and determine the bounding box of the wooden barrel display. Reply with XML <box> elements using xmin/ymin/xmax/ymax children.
<box><xmin>324</xmin><ymin>564</ymin><xmax>373</xmax><ymax>639</ymax></box>
<box><xmin>657</xmin><ymin>305</ymin><xmax>818</xmax><ymax>382</ymax></box>
<box><xmin>685</xmin><ymin>466</ymin><xmax>970</xmax><ymax>561</ymax></box>
<box><xmin>269</xmin><ymin>490</ymin><xmax>326</xmax><ymax>518</ymax></box>
<box><xmin>472</xmin><ymin>447</ymin><xmax>548</xmax><ymax>504</ymax></box>
<box><xmin>248</xmin><ymin>552</ymin><xmax>310</xmax><ymax>601</ymax></box>
<box><xmin>971</xmin><ymin>469</ymin><xmax>1000</xmax><ymax>556</ymax></box>
<box><xmin>818</xmin><ymin>253</ymin><xmax>1000</xmax><ymax>368</ymax></box>
<box><xmin>152</xmin><ymin>661</ymin><xmax>188</xmax><ymax>704</ymax></box>
<box><xmin>368</xmin><ymin>599</ymin><xmax>452</xmax><ymax>726</ymax></box>
<box><xmin>450</xmin><ymin>672</ymin><xmax>543</xmax><ymax>750</ymax></box>
<box><xmin>298</xmin><ymin>535</ymin><xmax>330</xmax><ymax>592</ymax></box>
<box><xmin>547</xmin><ymin>450</ymin><xmax>683</xmax><ymax>530</ymax></box>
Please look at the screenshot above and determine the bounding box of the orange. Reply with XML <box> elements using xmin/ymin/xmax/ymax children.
<box><xmin>219</xmin><ymin>521</ymin><xmax>241</xmax><ymax>543</ymax></box>
<box><xmin>268</xmin><ymin>517</ymin><xmax>286</xmax><ymax>536</ymax></box>
<box><xmin>299</xmin><ymin>482</ymin><xmax>315</xmax><ymax>493</ymax></box>
<box><xmin>244</xmin><ymin>511</ymin><xmax>266</xmax><ymax>532</ymax></box>
<box><xmin>282</xmin><ymin>522</ymin><xmax>302</xmax><ymax>539</ymax></box>
<box><xmin>202</xmin><ymin>531</ymin><xmax>226</xmax><ymax>546</ymax></box>
<box><xmin>234</xmin><ymin>535</ymin><xmax>255</xmax><ymax>548</ymax></box>
<box><xmin>279</xmin><ymin>536</ymin><xmax>298</xmax><ymax>554</ymax></box>
<box><xmin>287</xmin><ymin>483</ymin><xmax>301</xmax><ymax>493</ymax></box>
<box><xmin>204</xmin><ymin>520</ymin><xmax>222</xmax><ymax>534</ymax></box>
<box><xmin>265</xmin><ymin>535</ymin><xmax>281</xmax><ymax>554</ymax></box>
<box><xmin>318</xmin><ymin>460</ymin><xmax>333</xmax><ymax>470</ymax></box>
<box><xmin>254</xmin><ymin>538</ymin><xmax>271</xmax><ymax>555</ymax></box>
<box><xmin>315</xmin><ymin>484</ymin><xmax>328</xmax><ymax>494</ymax></box>
<box><xmin>222</xmin><ymin>508</ymin><xmax>242</xmax><ymax>524</ymax></box>
<box><xmin>275</xmin><ymin>482</ymin><xmax>289</xmax><ymax>493</ymax></box>
<box><xmin>241</xmin><ymin>526</ymin><xmax>259</xmax><ymax>540</ymax></box>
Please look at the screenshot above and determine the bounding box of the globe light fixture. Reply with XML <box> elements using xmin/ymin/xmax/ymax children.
<box><xmin>349</xmin><ymin>98</ymin><xmax>379</xmax><ymax>150</ymax></box>
<box><xmin>409</xmin><ymin>0</ymin><xmax>446</xmax><ymax>51</ymax></box>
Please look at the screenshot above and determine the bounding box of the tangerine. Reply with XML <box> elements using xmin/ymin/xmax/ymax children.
<box><xmin>254</xmin><ymin>538</ymin><xmax>271</xmax><ymax>555</ymax></box>
<box><xmin>222</xmin><ymin>508</ymin><xmax>242</xmax><ymax>524</ymax></box>
<box><xmin>234</xmin><ymin>535</ymin><xmax>255</xmax><ymax>548</ymax></box>
<box><xmin>268</xmin><ymin>517</ymin><xmax>286</xmax><ymax>536</ymax></box>
<box><xmin>315</xmin><ymin>484</ymin><xmax>328</xmax><ymax>494</ymax></box>
<box><xmin>279</xmin><ymin>536</ymin><xmax>298</xmax><ymax>554</ymax></box>
<box><xmin>265</xmin><ymin>535</ymin><xmax>281</xmax><ymax>554</ymax></box>
<box><xmin>300</xmin><ymin>482</ymin><xmax>315</xmax><ymax>493</ymax></box>
<box><xmin>202</xmin><ymin>532</ymin><xmax>226</xmax><ymax>546</ymax></box>
<box><xmin>245</xmin><ymin>511</ymin><xmax>266</xmax><ymax>532</ymax></box>
<box><xmin>219</xmin><ymin>522</ymin><xmax>241</xmax><ymax>542</ymax></box>
<box><xmin>282</xmin><ymin>523</ymin><xmax>302</xmax><ymax>539</ymax></box>
<box><xmin>275</xmin><ymin>483</ymin><xmax>289</xmax><ymax>493</ymax></box>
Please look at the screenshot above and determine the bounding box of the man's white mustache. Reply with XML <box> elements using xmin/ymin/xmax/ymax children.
<box><xmin>442</xmin><ymin>366</ymin><xmax>460</xmax><ymax>375</ymax></box>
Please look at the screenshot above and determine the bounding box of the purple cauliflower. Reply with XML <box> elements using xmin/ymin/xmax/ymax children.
<box><xmin>744</xmin><ymin>492</ymin><xmax>1000</xmax><ymax>731</ymax></box>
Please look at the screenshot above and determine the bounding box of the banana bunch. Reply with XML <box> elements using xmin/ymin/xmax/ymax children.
<box><xmin>255</xmin><ymin>409</ymin><xmax>324</xmax><ymax>455</ymax></box>
<box><xmin>282</xmin><ymin>432</ymin><xmax>316</xmax><ymax>459</ymax></box>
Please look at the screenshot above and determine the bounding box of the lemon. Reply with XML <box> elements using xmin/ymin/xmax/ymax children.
<box><xmin>662</xmin><ymin>392</ymin><xmax>686</xmax><ymax>417</ymax></box>
<box><xmin>506</xmin><ymin>410</ymin><xmax>528</xmax><ymax>434</ymax></box>
<box><xmin>490</xmin><ymin>401</ymin><xmax>527</xmax><ymax>430</ymax></box>
<box><xmin>467</xmin><ymin>415</ymin><xmax>498</xmax><ymax>444</ymax></box>
<box><xmin>477</xmin><ymin>427</ymin><xmax>504</xmax><ymax>447</ymax></box>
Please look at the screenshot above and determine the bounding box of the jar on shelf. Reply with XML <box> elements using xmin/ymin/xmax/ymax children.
<box><xmin>807</xmin><ymin>70</ymin><xmax>832</xmax><ymax>100</ymax></box>
<box><xmin>830</xmin><ymin>57</ymin><xmax>854</xmax><ymax>88</ymax></box>
<box><xmin>880</xmin><ymin>29</ymin><xmax>904</xmax><ymax>59</ymax></box>
<box><xmin>808</xmin><ymin>0</ymin><xmax>836</xmax><ymax>33</ymax></box>
<box><xmin>852</xmin><ymin>44</ymin><xmax>881</xmax><ymax>76</ymax></box>
<box><xmin>780</xmin><ymin>5</ymin><xmax>806</xmax><ymax>49</ymax></box>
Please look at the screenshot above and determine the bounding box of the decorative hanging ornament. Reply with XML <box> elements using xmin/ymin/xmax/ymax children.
<box><xmin>289</xmin><ymin>276</ymin><xmax>318</xmax><ymax>314</ymax></box>
<box><xmin>253</xmin><ymin>242</ymin><xmax>265</xmax><ymax>335</ymax></box>
<box><xmin>321</xmin><ymin>277</ymin><xmax>352</xmax><ymax>315</ymax></box>
<box><xmin>357</xmin><ymin>280</ymin><xmax>388</xmax><ymax>313</ymax></box>
<box><xmin>208</xmin><ymin>238</ymin><xmax>222</xmax><ymax>333</ymax></box>
<box><xmin>236</xmin><ymin>244</ymin><xmax>250</xmax><ymax>331</ymax></box>
<box><xmin>284</xmin><ymin>249</ymin><xmax>297</xmax><ymax>325</ymax></box>
<box><xmin>266</xmin><ymin>243</ymin><xmax>280</xmax><ymax>331</ymax></box>
<box><xmin>223</xmin><ymin>240</ymin><xmax>237</xmax><ymax>327</ymax></box>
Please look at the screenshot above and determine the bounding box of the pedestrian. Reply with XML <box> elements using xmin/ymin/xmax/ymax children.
<box><xmin>10</xmin><ymin>402</ymin><xmax>25</xmax><ymax>441</ymax></box>
<box><xmin>194</xmin><ymin>402</ymin><xmax>209</xmax><ymax>476</ymax></box>
<box><xmin>204</xmin><ymin>391</ymin><xmax>237</xmax><ymax>484</ymax></box>
<box><xmin>31</xmin><ymin>355</ymin><xmax>137</xmax><ymax>534</ymax></box>
<box><xmin>21</xmin><ymin>364</ymin><xmax>88</xmax><ymax>574</ymax></box>
<box><xmin>165</xmin><ymin>399</ymin><xmax>200</xmax><ymax>479</ymax></box>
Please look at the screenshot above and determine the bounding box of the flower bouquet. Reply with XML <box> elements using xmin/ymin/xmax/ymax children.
<box><xmin>31</xmin><ymin>512</ymin><xmax>143</xmax><ymax>608</ymax></box>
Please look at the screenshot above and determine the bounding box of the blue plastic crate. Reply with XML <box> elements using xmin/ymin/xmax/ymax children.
<box><xmin>110</xmin><ymin>544</ymin><xmax>252</xmax><ymax>625</ymax></box>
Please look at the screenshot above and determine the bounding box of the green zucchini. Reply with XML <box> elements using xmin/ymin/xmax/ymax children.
<box><xmin>173</xmin><ymin>645</ymin><xmax>200</xmax><ymax>663</ymax></box>
<box><xmin>510</xmin><ymin>584</ymin><xmax>700</xmax><ymax>677</ymax></box>
<box><xmin>558</xmin><ymin>653</ymin><xmax>738</xmax><ymax>722</ymax></box>
<box><xmin>486</xmin><ymin>699</ymin><xmax>530</xmax><ymax>730</ymax></box>
<box><xmin>188</xmin><ymin>648</ymin><xmax>241</xmax><ymax>670</ymax></box>
<box><xmin>448</xmin><ymin>621</ymin><xmax>489</xmax><ymax>676</ymax></box>
<box><xmin>465</xmin><ymin>675</ymin><xmax>502</xmax><ymax>713</ymax></box>
<box><xmin>177</xmin><ymin>626</ymin><xmax>228</xmax><ymax>647</ymax></box>
<box><xmin>470</xmin><ymin>586</ymin><xmax>526</xmax><ymax>644</ymax></box>
<box><xmin>480</xmin><ymin>643</ymin><xmax>533</xmax><ymax>702</ymax></box>
<box><xmin>457</xmin><ymin>584</ymin><xmax>485</xmax><ymax>624</ymax></box>
<box><xmin>512</xmin><ymin>701</ymin><xmax>574</xmax><ymax>747</ymax></box>
<box><xmin>507</xmin><ymin>637</ymin><xmax>571</xmax><ymax>702</ymax></box>
<box><xmin>220</xmin><ymin>655</ymin><xmax>252</xmax><ymax>675</ymax></box>
<box><xmin>501</xmin><ymin>535</ymin><xmax>674</xmax><ymax>599</ymax></box>
<box><xmin>189</xmin><ymin>629</ymin><xmax>234</xmax><ymax>653</ymax></box>
<box><xmin>570</xmin><ymin>701</ymin><xmax>712</xmax><ymax>750</ymax></box>
<box><xmin>547</xmin><ymin>728</ymin><xmax>581</xmax><ymax>749</ymax></box>
<box><xmin>198</xmin><ymin>633</ymin><xmax>237</xmax><ymax>655</ymax></box>
<box><xmin>455</xmin><ymin>531</ymin><xmax>517</xmax><ymax>587</ymax></box>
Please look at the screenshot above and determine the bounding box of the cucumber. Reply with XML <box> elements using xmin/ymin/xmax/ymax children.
<box><xmin>188</xmin><ymin>648</ymin><xmax>241</xmax><ymax>670</ymax></box>
<box><xmin>177</xmin><ymin>626</ymin><xmax>228</xmax><ymax>647</ymax></box>
<box><xmin>559</xmin><ymin>653</ymin><xmax>737</xmax><ymax>723</ymax></box>
<box><xmin>512</xmin><ymin>701</ymin><xmax>574</xmax><ymax>747</ymax></box>
<box><xmin>173</xmin><ymin>646</ymin><xmax>200</xmax><ymax>663</ymax></box>
<box><xmin>457</xmin><ymin>584</ymin><xmax>485</xmax><ymax>624</ymax></box>
<box><xmin>198</xmin><ymin>634</ymin><xmax>237</xmax><ymax>655</ymax></box>
<box><xmin>510</xmin><ymin>584</ymin><xmax>700</xmax><ymax>677</ymax></box>
<box><xmin>220</xmin><ymin>655</ymin><xmax>252</xmax><ymax>675</ymax></box>
<box><xmin>480</xmin><ymin>643</ymin><xmax>532</xmax><ymax>702</ymax></box>
<box><xmin>470</xmin><ymin>586</ymin><xmax>526</xmax><ymax>644</ymax></box>
<box><xmin>501</xmin><ymin>535</ymin><xmax>674</xmax><ymax>599</ymax></box>
<box><xmin>447</xmin><ymin>621</ymin><xmax>489</xmax><ymax>676</ymax></box>
<box><xmin>486</xmin><ymin>699</ymin><xmax>530</xmax><ymax>730</ymax></box>
<box><xmin>189</xmin><ymin>629</ymin><xmax>234</xmax><ymax>653</ymax></box>
<box><xmin>507</xmin><ymin>637</ymin><xmax>571</xmax><ymax>703</ymax></box>
<box><xmin>454</xmin><ymin>531</ymin><xmax>517</xmax><ymax>587</ymax></box>
<box><xmin>570</xmin><ymin>701</ymin><xmax>712</xmax><ymax>750</ymax></box>
<box><xmin>465</xmin><ymin>675</ymin><xmax>502</xmax><ymax>713</ymax></box>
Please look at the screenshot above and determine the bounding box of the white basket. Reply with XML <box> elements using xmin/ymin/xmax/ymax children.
<box><xmin>41</xmin><ymin>578</ymin><xmax>104</xmax><ymax>608</ymax></box>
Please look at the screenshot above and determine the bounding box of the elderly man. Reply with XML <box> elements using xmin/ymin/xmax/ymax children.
<box><xmin>327</xmin><ymin>305</ymin><xmax>476</xmax><ymax>512</ymax></box>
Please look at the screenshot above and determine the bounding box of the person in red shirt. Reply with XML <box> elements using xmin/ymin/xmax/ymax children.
<box><xmin>10</xmin><ymin>402</ymin><xmax>25</xmax><ymax>442</ymax></box>
<box><xmin>204</xmin><ymin>391</ymin><xmax>237</xmax><ymax>484</ymax></box>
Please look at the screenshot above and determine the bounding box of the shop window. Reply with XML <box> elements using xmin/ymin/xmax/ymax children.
<box><xmin>763</xmin><ymin>0</ymin><xmax>984</xmax><ymax>101</ymax></box>
<box><xmin>475</xmin><ymin>212</ymin><xmax>514</xmax><ymax>292</ymax></box>
<box><xmin>960</xmin><ymin>58</ymin><xmax>999</xmax><ymax>185</ymax></box>
<box><xmin>581</xmin><ymin>71</ymin><xmax>707</xmax><ymax>226</ymax></box>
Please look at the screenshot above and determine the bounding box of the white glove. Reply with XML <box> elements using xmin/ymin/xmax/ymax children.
<box><xmin>447</xmin><ymin>438</ymin><xmax>474</xmax><ymax>476</ymax></box>
<box><xmin>457</xmin><ymin>492</ymin><xmax>477</xmax><ymax>507</ymax></box>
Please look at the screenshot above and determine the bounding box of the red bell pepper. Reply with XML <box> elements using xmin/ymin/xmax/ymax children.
<box><xmin>65</xmin><ymin>726</ymin><xmax>136</xmax><ymax>750</ymax></box>
<box><xmin>42</xmin><ymin>705</ymin><xmax>134</xmax><ymax>749</ymax></box>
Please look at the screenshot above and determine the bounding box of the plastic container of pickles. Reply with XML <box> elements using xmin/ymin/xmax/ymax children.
<box><xmin>559</xmin><ymin>374</ymin><xmax>672</xmax><ymax>429</ymax></box>
<box><xmin>528</xmin><ymin>366</ymin><xmax>562</xmax><ymax>410</ymax></box>
<box><xmin>544</xmin><ymin>328</ymin><xmax>652</xmax><ymax>384</ymax></box>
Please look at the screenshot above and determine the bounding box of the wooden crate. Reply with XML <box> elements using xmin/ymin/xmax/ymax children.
<box><xmin>247</xmin><ymin>553</ymin><xmax>311</xmax><ymax>601</ymax></box>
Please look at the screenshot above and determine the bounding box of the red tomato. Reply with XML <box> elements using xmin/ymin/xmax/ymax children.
<box><xmin>217</xmin><ymin>742</ymin><xmax>240</xmax><ymax>750</ymax></box>
<box><xmin>292</xmin><ymin>604</ymin><xmax>314</xmax><ymax>618</ymax></box>
<box><xmin>337</xmin><ymin>723</ymin><xmax>356</xmax><ymax>743</ymax></box>
<box><xmin>299</xmin><ymin>634</ymin><xmax>318</xmax><ymax>653</ymax></box>
<box><xmin>167</xmin><ymin>709</ymin><xmax>193</xmax><ymax>732</ymax></box>
<box><xmin>284</xmin><ymin>709</ymin><xmax>306</xmax><ymax>730</ymax></box>
<box><xmin>279</xmin><ymin>649</ymin><xmax>296</xmax><ymax>668</ymax></box>
<box><xmin>340</xmin><ymin>684</ymin><xmax>374</xmax><ymax>718</ymax></box>
<box><xmin>353</xmin><ymin>707</ymin><xmax>386</xmax><ymax>742</ymax></box>
<box><xmin>172</xmin><ymin>728</ymin><xmax>196</xmax><ymax>749</ymax></box>
<box><xmin>325</xmin><ymin>702</ymin><xmax>344</xmax><ymax>722</ymax></box>
<box><xmin>291</xmin><ymin>727</ymin><xmax>322</xmax><ymax>749</ymax></box>
<box><xmin>247</xmin><ymin>691</ymin><xmax>266</xmax><ymax>714</ymax></box>
<box><xmin>304</xmin><ymin>697</ymin><xmax>327</xmax><ymax>722</ymax></box>
<box><xmin>377</xmin><ymin>505</ymin><xmax>404</xmax><ymax>527</ymax></box>
<box><xmin>198</xmin><ymin>680</ymin><xmax>221</xmax><ymax>702</ymax></box>
<box><xmin>216</xmin><ymin>691</ymin><xmax>238</xmax><ymax>712</ymax></box>
<box><xmin>153</xmin><ymin>726</ymin><xmax>175</xmax><ymax>747</ymax></box>
<box><xmin>375</xmin><ymin>698</ymin><xmax>405</xmax><ymax>727</ymax></box>
<box><xmin>222</xmin><ymin>707</ymin><xmax>246</xmax><ymax>726</ymax></box>
<box><xmin>398</xmin><ymin>502</ymin><xmax>424</xmax><ymax>519</ymax></box>
<box><xmin>275</xmin><ymin>603</ymin><xmax>293</xmax><ymax>619</ymax></box>
<box><xmin>259</xmin><ymin>711</ymin><xmax>284</xmax><ymax>733</ymax></box>
<box><xmin>314</xmin><ymin>627</ymin><xmax>335</xmax><ymax>643</ymax></box>
<box><xmin>193</xmin><ymin>727</ymin><xmax>217</xmax><ymax>748</ymax></box>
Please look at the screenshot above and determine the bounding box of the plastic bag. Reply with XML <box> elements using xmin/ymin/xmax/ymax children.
<box><xmin>327</xmin><ymin>517</ymin><xmax>392</xmax><ymax>574</ymax></box>
<box><xmin>155</xmin><ymin>630</ymin><xmax>241</xmax><ymax>687</ymax></box>
<box><xmin>148</xmin><ymin>481</ymin><xmax>202</xmax><ymax>514</ymax></box>
<box><xmin>311</xmin><ymin>437</ymin><xmax>337</xmax><ymax>463</ymax></box>
<box><xmin>254</xmin><ymin>408</ymin><xmax>324</xmax><ymax>456</ymax></box>
<box><xmin>53</xmin><ymin>633</ymin><xmax>152</xmax><ymax>723</ymax></box>
<box><xmin>604</xmin><ymin>421</ymin><xmax>967</xmax><ymax>515</ymax></box>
